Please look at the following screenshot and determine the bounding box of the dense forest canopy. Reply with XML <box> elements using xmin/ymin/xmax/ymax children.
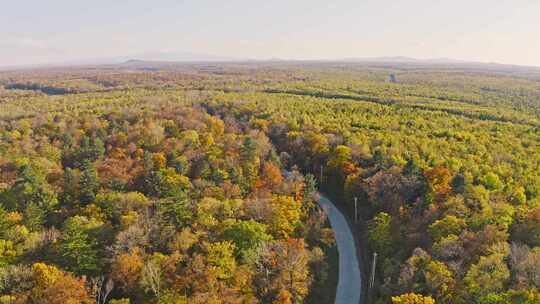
<box><xmin>0</xmin><ymin>61</ymin><xmax>539</xmax><ymax>304</ymax></box>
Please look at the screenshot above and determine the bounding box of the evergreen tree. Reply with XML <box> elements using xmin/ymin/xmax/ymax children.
<box><xmin>59</xmin><ymin>216</ymin><xmax>100</xmax><ymax>275</ymax></box>
<box><xmin>79</xmin><ymin>161</ymin><xmax>99</xmax><ymax>205</ymax></box>
<box><xmin>8</xmin><ymin>165</ymin><xmax>58</xmax><ymax>221</ymax></box>
<box><xmin>23</xmin><ymin>202</ymin><xmax>45</xmax><ymax>232</ymax></box>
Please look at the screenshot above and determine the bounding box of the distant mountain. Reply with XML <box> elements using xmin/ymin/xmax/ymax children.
<box><xmin>0</xmin><ymin>51</ymin><xmax>244</xmax><ymax>71</ymax></box>
<box><xmin>2</xmin><ymin>54</ymin><xmax>539</xmax><ymax>73</ymax></box>
<box><xmin>332</xmin><ymin>56</ymin><xmax>540</xmax><ymax>75</ymax></box>
<box><xmin>341</xmin><ymin>56</ymin><xmax>469</xmax><ymax>64</ymax></box>
<box><xmin>127</xmin><ymin>51</ymin><xmax>240</xmax><ymax>62</ymax></box>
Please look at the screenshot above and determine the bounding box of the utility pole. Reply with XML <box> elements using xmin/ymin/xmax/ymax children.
<box><xmin>319</xmin><ymin>165</ymin><xmax>324</xmax><ymax>185</ymax></box>
<box><xmin>369</xmin><ymin>252</ymin><xmax>377</xmax><ymax>290</ymax></box>
<box><xmin>354</xmin><ymin>196</ymin><xmax>358</xmax><ymax>223</ymax></box>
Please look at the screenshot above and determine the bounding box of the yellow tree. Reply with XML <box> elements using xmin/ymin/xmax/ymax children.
<box><xmin>424</xmin><ymin>167</ymin><xmax>452</xmax><ymax>203</ymax></box>
<box><xmin>31</xmin><ymin>263</ymin><xmax>93</xmax><ymax>304</ymax></box>
<box><xmin>272</xmin><ymin>290</ymin><xmax>293</xmax><ymax>304</ymax></box>
<box><xmin>111</xmin><ymin>248</ymin><xmax>144</xmax><ymax>291</ymax></box>
<box><xmin>269</xmin><ymin>195</ymin><xmax>302</xmax><ymax>239</ymax></box>
<box><xmin>255</xmin><ymin>162</ymin><xmax>284</xmax><ymax>191</ymax></box>
<box><xmin>266</xmin><ymin>239</ymin><xmax>311</xmax><ymax>302</ymax></box>
<box><xmin>392</xmin><ymin>293</ymin><xmax>435</xmax><ymax>304</ymax></box>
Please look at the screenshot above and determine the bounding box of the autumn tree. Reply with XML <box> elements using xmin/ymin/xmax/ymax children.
<box><xmin>509</xmin><ymin>243</ymin><xmax>540</xmax><ymax>290</ymax></box>
<box><xmin>392</xmin><ymin>293</ymin><xmax>435</xmax><ymax>304</ymax></box>
<box><xmin>325</xmin><ymin>145</ymin><xmax>356</xmax><ymax>197</ymax></box>
<box><xmin>424</xmin><ymin>260</ymin><xmax>455</xmax><ymax>303</ymax></box>
<box><xmin>424</xmin><ymin>167</ymin><xmax>452</xmax><ymax>203</ymax></box>
<box><xmin>111</xmin><ymin>248</ymin><xmax>144</xmax><ymax>292</ymax></box>
<box><xmin>30</xmin><ymin>263</ymin><xmax>93</xmax><ymax>304</ymax></box>
<box><xmin>257</xmin><ymin>239</ymin><xmax>312</xmax><ymax>302</ymax></box>
<box><xmin>206</xmin><ymin>241</ymin><xmax>237</xmax><ymax>280</ymax></box>
<box><xmin>511</xmin><ymin>206</ymin><xmax>540</xmax><ymax>247</ymax></box>
<box><xmin>256</xmin><ymin>162</ymin><xmax>284</xmax><ymax>192</ymax></box>
<box><xmin>269</xmin><ymin>196</ymin><xmax>302</xmax><ymax>238</ymax></box>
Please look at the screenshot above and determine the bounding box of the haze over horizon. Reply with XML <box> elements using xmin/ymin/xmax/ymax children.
<box><xmin>2</xmin><ymin>0</ymin><xmax>540</xmax><ymax>67</ymax></box>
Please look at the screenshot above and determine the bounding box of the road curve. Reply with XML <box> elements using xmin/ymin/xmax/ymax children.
<box><xmin>314</xmin><ymin>192</ymin><xmax>362</xmax><ymax>304</ymax></box>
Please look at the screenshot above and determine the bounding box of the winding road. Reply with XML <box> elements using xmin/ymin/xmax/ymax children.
<box><xmin>314</xmin><ymin>192</ymin><xmax>362</xmax><ymax>304</ymax></box>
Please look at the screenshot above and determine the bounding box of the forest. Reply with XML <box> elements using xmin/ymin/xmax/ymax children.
<box><xmin>0</xmin><ymin>61</ymin><xmax>539</xmax><ymax>304</ymax></box>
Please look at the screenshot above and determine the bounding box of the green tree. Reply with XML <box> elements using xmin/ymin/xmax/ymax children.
<box><xmin>509</xmin><ymin>186</ymin><xmax>527</xmax><ymax>205</ymax></box>
<box><xmin>159</xmin><ymin>191</ymin><xmax>192</xmax><ymax>229</ymax></box>
<box><xmin>79</xmin><ymin>161</ymin><xmax>99</xmax><ymax>205</ymax></box>
<box><xmin>80</xmin><ymin>135</ymin><xmax>105</xmax><ymax>162</ymax></box>
<box><xmin>23</xmin><ymin>202</ymin><xmax>45</xmax><ymax>231</ymax></box>
<box><xmin>425</xmin><ymin>260</ymin><xmax>455</xmax><ymax>303</ymax></box>
<box><xmin>109</xmin><ymin>299</ymin><xmax>130</xmax><ymax>304</ymax></box>
<box><xmin>59</xmin><ymin>216</ymin><xmax>100</xmax><ymax>275</ymax></box>
<box><xmin>9</xmin><ymin>165</ymin><xmax>58</xmax><ymax>214</ymax></box>
<box><xmin>0</xmin><ymin>207</ymin><xmax>10</xmax><ymax>238</ymax></box>
<box><xmin>367</xmin><ymin>212</ymin><xmax>394</xmax><ymax>257</ymax></box>
<box><xmin>481</xmin><ymin>172</ymin><xmax>503</xmax><ymax>191</ymax></box>
<box><xmin>303</xmin><ymin>174</ymin><xmax>317</xmax><ymax>205</ymax></box>
<box><xmin>428</xmin><ymin>215</ymin><xmax>466</xmax><ymax>242</ymax></box>
<box><xmin>224</xmin><ymin>220</ymin><xmax>271</xmax><ymax>259</ymax></box>
<box><xmin>0</xmin><ymin>240</ymin><xmax>19</xmax><ymax>267</ymax></box>
<box><xmin>60</xmin><ymin>167</ymin><xmax>80</xmax><ymax>207</ymax></box>
<box><xmin>240</xmin><ymin>137</ymin><xmax>259</xmax><ymax>191</ymax></box>
<box><xmin>206</xmin><ymin>241</ymin><xmax>237</xmax><ymax>279</ymax></box>
<box><xmin>464</xmin><ymin>253</ymin><xmax>510</xmax><ymax>298</ymax></box>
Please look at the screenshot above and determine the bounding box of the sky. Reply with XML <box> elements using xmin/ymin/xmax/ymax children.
<box><xmin>1</xmin><ymin>0</ymin><xmax>540</xmax><ymax>67</ymax></box>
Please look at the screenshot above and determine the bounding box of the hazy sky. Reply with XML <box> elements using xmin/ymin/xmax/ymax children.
<box><xmin>1</xmin><ymin>0</ymin><xmax>540</xmax><ymax>66</ymax></box>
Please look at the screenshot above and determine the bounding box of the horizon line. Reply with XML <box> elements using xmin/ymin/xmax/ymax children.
<box><xmin>2</xmin><ymin>56</ymin><xmax>540</xmax><ymax>71</ymax></box>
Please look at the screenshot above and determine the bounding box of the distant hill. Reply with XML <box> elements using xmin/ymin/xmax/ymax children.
<box><xmin>341</xmin><ymin>56</ymin><xmax>467</xmax><ymax>64</ymax></box>
<box><xmin>0</xmin><ymin>51</ymin><xmax>243</xmax><ymax>71</ymax></box>
<box><xmin>126</xmin><ymin>51</ymin><xmax>240</xmax><ymax>62</ymax></box>
<box><xmin>2</xmin><ymin>55</ymin><xmax>540</xmax><ymax>79</ymax></box>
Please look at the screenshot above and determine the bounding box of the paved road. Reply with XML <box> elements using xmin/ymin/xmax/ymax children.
<box><xmin>314</xmin><ymin>192</ymin><xmax>362</xmax><ymax>304</ymax></box>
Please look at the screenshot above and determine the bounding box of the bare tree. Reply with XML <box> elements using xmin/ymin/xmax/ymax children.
<box><xmin>90</xmin><ymin>276</ymin><xmax>114</xmax><ymax>304</ymax></box>
<box><xmin>141</xmin><ymin>261</ymin><xmax>162</xmax><ymax>300</ymax></box>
